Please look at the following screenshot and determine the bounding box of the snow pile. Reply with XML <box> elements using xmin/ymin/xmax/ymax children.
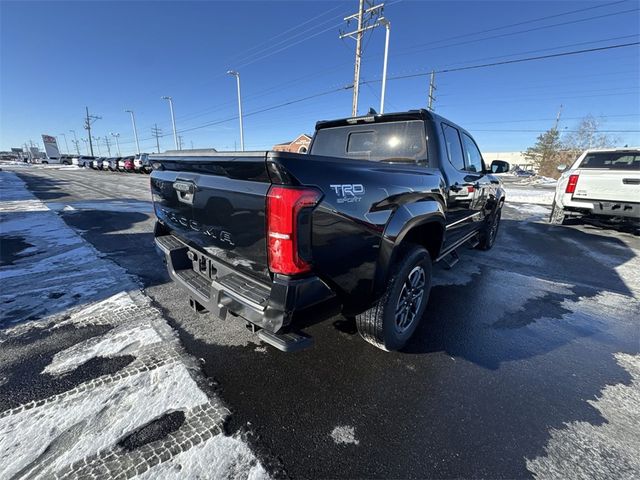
<box><xmin>514</xmin><ymin>175</ymin><xmax>558</xmax><ymax>186</ymax></box>
<box><xmin>503</xmin><ymin>186</ymin><xmax>555</xmax><ymax>205</ymax></box>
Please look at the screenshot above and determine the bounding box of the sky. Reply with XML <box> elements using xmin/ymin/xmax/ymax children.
<box><xmin>1</xmin><ymin>0</ymin><xmax>639</xmax><ymax>156</ymax></box>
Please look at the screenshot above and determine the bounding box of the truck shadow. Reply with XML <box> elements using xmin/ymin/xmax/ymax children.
<box><xmin>404</xmin><ymin>218</ymin><xmax>637</xmax><ymax>366</ymax></box>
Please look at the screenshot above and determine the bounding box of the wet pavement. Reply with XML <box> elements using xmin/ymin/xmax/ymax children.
<box><xmin>6</xmin><ymin>166</ymin><xmax>640</xmax><ymax>479</ymax></box>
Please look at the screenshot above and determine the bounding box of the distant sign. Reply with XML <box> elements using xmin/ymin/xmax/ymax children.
<box><xmin>41</xmin><ymin>134</ymin><xmax>60</xmax><ymax>158</ymax></box>
<box><xmin>11</xmin><ymin>147</ymin><xmax>23</xmax><ymax>153</ymax></box>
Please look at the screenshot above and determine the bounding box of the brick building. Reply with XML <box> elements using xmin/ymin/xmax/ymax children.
<box><xmin>272</xmin><ymin>134</ymin><xmax>312</xmax><ymax>153</ymax></box>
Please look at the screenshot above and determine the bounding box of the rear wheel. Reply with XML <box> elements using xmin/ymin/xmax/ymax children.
<box><xmin>478</xmin><ymin>204</ymin><xmax>502</xmax><ymax>250</ymax></box>
<box><xmin>356</xmin><ymin>245</ymin><xmax>432</xmax><ymax>351</ymax></box>
<box><xmin>549</xmin><ymin>200</ymin><xmax>566</xmax><ymax>225</ymax></box>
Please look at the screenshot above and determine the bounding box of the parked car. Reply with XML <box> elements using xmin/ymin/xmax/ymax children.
<box><xmin>92</xmin><ymin>157</ymin><xmax>106</xmax><ymax>169</ymax></box>
<box><xmin>133</xmin><ymin>153</ymin><xmax>150</xmax><ymax>173</ymax></box>
<box><xmin>118</xmin><ymin>155</ymin><xmax>134</xmax><ymax>172</ymax></box>
<box><xmin>106</xmin><ymin>157</ymin><xmax>120</xmax><ymax>171</ymax></box>
<box><xmin>151</xmin><ymin>109</ymin><xmax>508</xmax><ymax>352</ymax></box>
<box><xmin>123</xmin><ymin>157</ymin><xmax>135</xmax><ymax>172</ymax></box>
<box><xmin>72</xmin><ymin>156</ymin><xmax>94</xmax><ymax>167</ymax></box>
<box><xmin>550</xmin><ymin>147</ymin><xmax>640</xmax><ymax>227</ymax></box>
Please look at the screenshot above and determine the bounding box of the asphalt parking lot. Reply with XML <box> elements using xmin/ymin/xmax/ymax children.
<box><xmin>2</xmin><ymin>165</ymin><xmax>639</xmax><ymax>479</ymax></box>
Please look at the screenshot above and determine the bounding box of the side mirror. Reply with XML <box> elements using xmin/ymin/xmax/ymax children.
<box><xmin>490</xmin><ymin>160</ymin><xmax>510</xmax><ymax>174</ymax></box>
<box><xmin>557</xmin><ymin>164</ymin><xmax>567</xmax><ymax>172</ymax></box>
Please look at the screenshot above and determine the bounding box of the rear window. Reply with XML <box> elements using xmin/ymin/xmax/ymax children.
<box><xmin>579</xmin><ymin>152</ymin><xmax>640</xmax><ymax>170</ymax></box>
<box><xmin>310</xmin><ymin>120</ymin><xmax>427</xmax><ymax>163</ymax></box>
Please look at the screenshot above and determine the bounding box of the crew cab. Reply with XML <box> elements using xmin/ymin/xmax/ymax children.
<box><xmin>150</xmin><ymin>110</ymin><xmax>507</xmax><ymax>352</ymax></box>
<box><xmin>550</xmin><ymin>148</ymin><xmax>640</xmax><ymax>227</ymax></box>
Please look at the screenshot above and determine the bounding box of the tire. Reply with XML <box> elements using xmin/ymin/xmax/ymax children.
<box><xmin>549</xmin><ymin>200</ymin><xmax>566</xmax><ymax>225</ymax></box>
<box><xmin>478</xmin><ymin>204</ymin><xmax>502</xmax><ymax>250</ymax></box>
<box><xmin>355</xmin><ymin>245</ymin><xmax>432</xmax><ymax>351</ymax></box>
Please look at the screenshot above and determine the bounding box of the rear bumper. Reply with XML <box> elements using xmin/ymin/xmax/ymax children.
<box><xmin>154</xmin><ymin>230</ymin><xmax>337</xmax><ymax>334</ymax></box>
<box><xmin>561</xmin><ymin>195</ymin><xmax>640</xmax><ymax>219</ymax></box>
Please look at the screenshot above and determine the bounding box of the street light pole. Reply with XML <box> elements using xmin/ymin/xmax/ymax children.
<box><xmin>69</xmin><ymin>129</ymin><xmax>80</xmax><ymax>154</ymax></box>
<box><xmin>227</xmin><ymin>70</ymin><xmax>244</xmax><ymax>151</ymax></box>
<box><xmin>58</xmin><ymin>133</ymin><xmax>69</xmax><ymax>154</ymax></box>
<box><xmin>161</xmin><ymin>96</ymin><xmax>179</xmax><ymax>150</ymax></box>
<box><xmin>81</xmin><ymin>138</ymin><xmax>89</xmax><ymax>155</ymax></box>
<box><xmin>379</xmin><ymin>17</ymin><xmax>390</xmax><ymax>114</ymax></box>
<box><xmin>92</xmin><ymin>136</ymin><xmax>102</xmax><ymax>155</ymax></box>
<box><xmin>110</xmin><ymin>132</ymin><xmax>121</xmax><ymax>156</ymax></box>
<box><xmin>125</xmin><ymin>110</ymin><xmax>140</xmax><ymax>154</ymax></box>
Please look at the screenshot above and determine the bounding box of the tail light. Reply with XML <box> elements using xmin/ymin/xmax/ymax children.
<box><xmin>566</xmin><ymin>174</ymin><xmax>579</xmax><ymax>194</ymax></box>
<box><xmin>266</xmin><ymin>186</ymin><xmax>321</xmax><ymax>275</ymax></box>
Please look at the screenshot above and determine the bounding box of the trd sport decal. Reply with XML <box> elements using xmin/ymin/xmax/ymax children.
<box><xmin>330</xmin><ymin>184</ymin><xmax>365</xmax><ymax>203</ymax></box>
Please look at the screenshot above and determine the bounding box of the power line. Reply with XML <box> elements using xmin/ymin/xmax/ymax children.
<box><xmin>464</xmin><ymin>113</ymin><xmax>640</xmax><ymax>125</ymax></box>
<box><xmin>398</xmin><ymin>6</ymin><xmax>639</xmax><ymax>56</ymax></box>
<box><xmin>473</xmin><ymin>129</ymin><xmax>640</xmax><ymax>133</ymax></box>
<box><xmin>363</xmin><ymin>41</ymin><xmax>640</xmax><ymax>83</ymax></box>
<box><xmin>113</xmin><ymin>42</ymin><xmax>639</xmax><ymax>146</ymax></box>
<box><xmin>411</xmin><ymin>0</ymin><xmax>630</xmax><ymax>48</ymax></box>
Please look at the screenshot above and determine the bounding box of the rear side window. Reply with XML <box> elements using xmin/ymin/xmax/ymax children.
<box><xmin>310</xmin><ymin>120</ymin><xmax>427</xmax><ymax>163</ymax></box>
<box><xmin>441</xmin><ymin>123</ymin><xmax>465</xmax><ymax>170</ymax></box>
<box><xmin>579</xmin><ymin>152</ymin><xmax>640</xmax><ymax>170</ymax></box>
<box><xmin>461</xmin><ymin>132</ymin><xmax>484</xmax><ymax>173</ymax></box>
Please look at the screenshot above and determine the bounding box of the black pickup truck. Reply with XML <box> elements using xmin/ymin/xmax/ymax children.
<box><xmin>151</xmin><ymin>110</ymin><xmax>507</xmax><ymax>352</ymax></box>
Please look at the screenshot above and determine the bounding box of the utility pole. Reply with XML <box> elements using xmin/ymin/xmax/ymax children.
<box><xmin>178</xmin><ymin>135</ymin><xmax>184</xmax><ymax>150</ymax></box>
<box><xmin>110</xmin><ymin>133</ymin><xmax>121</xmax><ymax>156</ymax></box>
<box><xmin>84</xmin><ymin>107</ymin><xmax>101</xmax><ymax>156</ymax></box>
<box><xmin>553</xmin><ymin>104</ymin><xmax>563</xmax><ymax>130</ymax></box>
<box><xmin>151</xmin><ymin>124</ymin><xmax>162</xmax><ymax>153</ymax></box>
<box><xmin>103</xmin><ymin>136</ymin><xmax>112</xmax><ymax>156</ymax></box>
<box><xmin>190</xmin><ymin>140</ymin><xmax>194</xmax><ymax>149</ymax></box>
<box><xmin>428</xmin><ymin>70</ymin><xmax>436</xmax><ymax>111</ymax></box>
<box><xmin>340</xmin><ymin>0</ymin><xmax>384</xmax><ymax>117</ymax></box>
<box><xmin>70</xmin><ymin>129</ymin><xmax>80</xmax><ymax>154</ymax></box>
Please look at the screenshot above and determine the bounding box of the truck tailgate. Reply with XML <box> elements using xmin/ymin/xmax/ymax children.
<box><xmin>150</xmin><ymin>154</ymin><xmax>271</xmax><ymax>282</ymax></box>
<box><xmin>573</xmin><ymin>169</ymin><xmax>640</xmax><ymax>203</ymax></box>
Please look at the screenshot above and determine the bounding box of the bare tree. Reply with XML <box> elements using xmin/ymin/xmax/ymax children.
<box><xmin>523</xmin><ymin>115</ymin><xmax>620</xmax><ymax>178</ymax></box>
<box><xmin>563</xmin><ymin>115</ymin><xmax>619</xmax><ymax>153</ymax></box>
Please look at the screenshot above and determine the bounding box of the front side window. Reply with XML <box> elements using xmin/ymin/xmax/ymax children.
<box><xmin>461</xmin><ymin>132</ymin><xmax>484</xmax><ymax>173</ymax></box>
<box><xmin>311</xmin><ymin>120</ymin><xmax>427</xmax><ymax>163</ymax></box>
<box><xmin>441</xmin><ymin>123</ymin><xmax>465</xmax><ymax>170</ymax></box>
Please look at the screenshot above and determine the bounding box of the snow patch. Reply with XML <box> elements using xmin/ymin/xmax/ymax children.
<box><xmin>504</xmin><ymin>187</ymin><xmax>555</xmax><ymax>205</ymax></box>
<box><xmin>331</xmin><ymin>426</ymin><xmax>360</xmax><ymax>445</ymax></box>
<box><xmin>0</xmin><ymin>363</ymin><xmax>208</xmax><ymax>479</ymax></box>
<box><xmin>43</xmin><ymin>324</ymin><xmax>162</xmax><ymax>375</ymax></box>
<box><xmin>527</xmin><ymin>353</ymin><xmax>640</xmax><ymax>479</ymax></box>
<box><xmin>136</xmin><ymin>433</ymin><xmax>269</xmax><ymax>480</ymax></box>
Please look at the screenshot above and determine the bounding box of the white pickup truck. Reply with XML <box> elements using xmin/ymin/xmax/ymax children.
<box><xmin>550</xmin><ymin>148</ymin><xmax>639</xmax><ymax>227</ymax></box>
